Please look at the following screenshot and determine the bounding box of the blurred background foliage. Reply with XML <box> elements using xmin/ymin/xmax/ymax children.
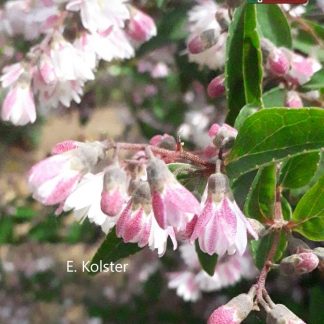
<box><xmin>0</xmin><ymin>0</ymin><xmax>324</xmax><ymax>323</ymax></box>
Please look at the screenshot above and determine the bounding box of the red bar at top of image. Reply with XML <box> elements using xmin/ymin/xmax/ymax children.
<box><xmin>256</xmin><ymin>0</ymin><xmax>308</xmax><ymax>3</ymax></box>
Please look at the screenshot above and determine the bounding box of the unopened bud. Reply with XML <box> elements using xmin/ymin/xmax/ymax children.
<box><xmin>280</xmin><ymin>252</ymin><xmax>319</xmax><ymax>276</ymax></box>
<box><xmin>208</xmin><ymin>293</ymin><xmax>254</xmax><ymax>324</ymax></box>
<box><xmin>127</xmin><ymin>7</ymin><xmax>157</xmax><ymax>42</ymax></box>
<box><xmin>268</xmin><ymin>48</ymin><xmax>290</xmax><ymax>76</ymax></box>
<box><xmin>313</xmin><ymin>247</ymin><xmax>324</xmax><ymax>271</ymax></box>
<box><xmin>149</xmin><ymin>134</ymin><xmax>176</xmax><ymax>150</ymax></box>
<box><xmin>188</xmin><ymin>29</ymin><xmax>218</xmax><ymax>54</ymax></box>
<box><xmin>207</xmin><ymin>75</ymin><xmax>225</xmax><ymax>98</ymax></box>
<box><xmin>266</xmin><ymin>304</ymin><xmax>306</xmax><ymax>324</ymax></box>
<box><xmin>101</xmin><ymin>165</ymin><xmax>128</xmax><ymax>217</ymax></box>
<box><xmin>285</xmin><ymin>91</ymin><xmax>303</xmax><ymax>108</ymax></box>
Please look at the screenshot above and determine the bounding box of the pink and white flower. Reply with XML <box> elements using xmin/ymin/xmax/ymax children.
<box><xmin>64</xmin><ymin>172</ymin><xmax>118</xmax><ymax>232</ymax></box>
<box><xmin>280</xmin><ymin>252</ymin><xmax>319</xmax><ymax>275</ymax></box>
<box><xmin>191</xmin><ymin>171</ymin><xmax>257</xmax><ymax>256</ymax></box>
<box><xmin>284</xmin><ymin>51</ymin><xmax>321</xmax><ymax>85</ymax></box>
<box><xmin>168</xmin><ymin>243</ymin><xmax>258</xmax><ymax>302</ymax></box>
<box><xmin>66</xmin><ymin>0</ymin><xmax>129</xmax><ymax>33</ymax></box>
<box><xmin>285</xmin><ymin>91</ymin><xmax>303</xmax><ymax>108</ymax></box>
<box><xmin>146</xmin><ymin>153</ymin><xmax>200</xmax><ymax>231</ymax></box>
<box><xmin>116</xmin><ymin>181</ymin><xmax>177</xmax><ymax>256</ymax></box>
<box><xmin>1</xmin><ymin>80</ymin><xmax>36</xmax><ymax>125</ymax></box>
<box><xmin>28</xmin><ymin>141</ymin><xmax>106</xmax><ymax>206</ymax></box>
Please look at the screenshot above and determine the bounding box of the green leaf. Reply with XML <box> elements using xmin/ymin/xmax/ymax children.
<box><xmin>226</xmin><ymin>108</ymin><xmax>324</xmax><ymax>179</ymax></box>
<box><xmin>292</xmin><ymin>176</ymin><xmax>324</xmax><ymax>241</ymax></box>
<box><xmin>234</xmin><ymin>104</ymin><xmax>259</xmax><ymax>130</ymax></box>
<box><xmin>89</xmin><ymin>230</ymin><xmax>141</xmax><ymax>275</ymax></box>
<box><xmin>302</xmin><ymin>69</ymin><xmax>324</xmax><ymax>91</ymax></box>
<box><xmin>243</xmin><ymin>5</ymin><xmax>263</xmax><ymax>107</ymax></box>
<box><xmin>279</xmin><ymin>152</ymin><xmax>321</xmax><ymax>189</ymax></box>
<box><xmin>245</xmin><ymin>164</ymin><xmax>276</xmax><ymax>222</ymax></box>
<box><xmin>256</xmin><ymin>5</ymin><xmax>292</xmax><ymax>48</ymax></box>
<box><xmin>309</xmin><ymin>287</ymin><xmax>324</xmax><ymax>324</ymax></box>
<box><xmin>231</xmin><ymin>170</ymin><xmax>257</xmax><ymax>210</ymax></box>
<box><xmin>225</xmin><ymin>5</ymin><xmax>246</xmax><ymax>125</ymax></box>
<box><xmin>0</xmin><ymin>216</ymin><xmax>14</xmax><ymax>244</ymax></box>
<box><xmin>281</xmin><ymin>196</ymin><xmax>292</xmax><ymax>221</ymax></box>
<box><xmin>250</xmin><ymin>232</ymin><xmax>287</xmax><ymax>270</ymax></box>
<box><xmin>195</xmin><ymin>241</ymin><xmax>218</xmax><ymax>276</ymax></box>
<box><xmin>262</xmin><ymin>87</ymin><xmax>286</xmax><ymax>108</ymax></box>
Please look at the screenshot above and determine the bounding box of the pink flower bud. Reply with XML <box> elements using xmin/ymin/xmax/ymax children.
<box><xmin>266</xmin><ymin>304</ymin><xmax>306</xmax><ymax>324</ymax></box>
<box><xmin>207</xmin><ymin>75</ymin><xmax>225</xmax><ymax>98</ymax></box>
<box><xmin>188</xmin><ymin>29</ymin><xmax>217</xmax><ymax>54</ymax></box>
<box><xmin>101</xmin><ymin>164</ymin><xmax>128</xmax><ymax>217</ymax></box>
<box><xmin>127</xmin><ymin>7</ymin><xmax>157</xmax><ymax>42</ymax></box>
<box><xmin>280</xmin><ymin>252</ymin><xmax>319</xmax><ymax>275</ymax></box>
<box><xmin>149</xmin><ymin>134</ymin><xmax>176</xmax><ymax>150</ymax></box>
<box><xmin>285</xmin><ymin>91</ymin><xmax>303</xmax><ymax>108</ymax></box>
<box><xmin>208</xmin><ymin>293</ymin><xmax>254</xmax><ymax>324</ymax></box>
<box><xmin>267</xmin><ymin>48</ymin><xmax>290</xmax><ymax>76</ymax></box>
<box><xmin>313</xmin><ymin>247</ymin><xmax>324</xmax><ymax>271</ymax></box>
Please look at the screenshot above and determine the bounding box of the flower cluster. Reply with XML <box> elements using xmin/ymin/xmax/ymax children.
<box><xmin>0</xmin><ymin>0</ymin><xmax>156</xmax><ymax>125</ymax></box>
<box><xmin>27</xmin><ymin>120</ymin><xmax>258</xmax><ymax>259</ymax></box>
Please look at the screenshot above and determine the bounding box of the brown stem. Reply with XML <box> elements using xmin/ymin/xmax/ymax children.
<box><xmin>105</xmin><ymin>141</ymin><xmax>214</xmax><ymax>169</ymax></box>
<box><xmin>256</xmin><ymin>230</ymin><xmax>281</xmax><ymax>301</ymax></box>
<box><xmin>256</xmin><ymin>183</ymin><xmax>283</xmax><ymax>301</ymax></box>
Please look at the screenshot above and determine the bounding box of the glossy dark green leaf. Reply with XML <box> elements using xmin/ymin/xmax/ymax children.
<box><xmin>262</xmin><ymin>87</ymin><xmax>286</xmax><ymax>107</ymax></box>
<box><xmin>256</xmin><ymin>5</ymin><xmax>292</xmax><ymax>48</ymax></box>
<box><xmin>250</xmin><ymin>232</ymin><xmax>287</xmax><ymax>270</ymax></box>
<box><xmin>225</xmin><ymin>5</ymin><xmax>246</xmax><ymax>125</ymax></box>
<box><xmin>244</xmin><ymin>164</ymin><xmax>276</xmax><ymax>222</ymax></box>
<box><xmin>226</xmin><ymin>108</ymin><xmax>324</xmax><ymax>179</ymax></box>
<box><xmin>90</xmin><ymin>230</ymin><xmax>141</xmax><ymax>275</ymax></box>
<box><xmin>292</xmin><ymin>176</ymin><xmax>324</xmax><ymax>241</ymax></box>
<box><xmin>231</xmin><ymin>170</ymin><xmax>257</xmax><ymax>210</ymax></box>
<box><xmin>281</xmin><ymin>196</ymin><xmax>292</xmax><ymax>221</ymax></box>
<box><xmin>243</xmin><ymin>5</ymin><xmax>263</xmax><ymax>107</ymax></box>
<box><xmin>309</xmin><ymin>287</ymin><xmax>324</xmax><ymax>324</ymax></box>
<box><xmin>234</xmin><ymin>104</ymin><xmax>259</xmax><ymax>130</ymax></box>
<box><xmin>302</xmin><ymin>69</ymin><xmax>324</xmax><ymax>91</ymax></box>
<box><xmin>195</xmin><ymin>241</ymin><xmax>218</xmax><ymax>276</ymax></box>
<box><xmin>279</xmin><ymin>152</ymin><xmax>320</xmax><ymax>189</ymax></box>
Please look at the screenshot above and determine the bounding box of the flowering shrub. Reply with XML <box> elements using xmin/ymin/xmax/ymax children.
<box><xmin>1</xmin><ymin>0</ymin><xmax>324</xmax><ymax>322</ymax></box>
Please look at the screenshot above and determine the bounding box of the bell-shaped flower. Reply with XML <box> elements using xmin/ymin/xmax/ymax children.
<box><xmin>267</xmin><ymin>47</ymin><xmax>290</xmax><ymax>77</ymax></box>
<box><xmin>191</xmin><ymin>167</ymin><xmax>257</xmax><ymax>256</ymax></box>
<box><xmin>66</xmin><ymin>0</ymin><xmax>129</xmax><ymax>33</ymax></box>
<box><xmin>146</xmin><ymin>151</ymin><xmax>200</xmax><ymax>231</ymax></box>
<box><xmin>116</xmin><ymin>181</ymin><xmax>177</xmax><ymax>256</ymax></box>
<box><xmin>1</xmin><ymin>80</ymin><xmax>36</xmax><ymax>125</ymax></box>
<box><xmin>64</xmin><ymin>172</ymin><xmax>117</xmax><ymax>232</ymax></box>
<box><xmin>101</xmin><ymin>163</ymin><xmax>128</xmax><ymax>217</ymax></box>
<box><xmin>28</xmin><ymin>141</ymin><xmax>106</xmax><ymax>206</ymax></box>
